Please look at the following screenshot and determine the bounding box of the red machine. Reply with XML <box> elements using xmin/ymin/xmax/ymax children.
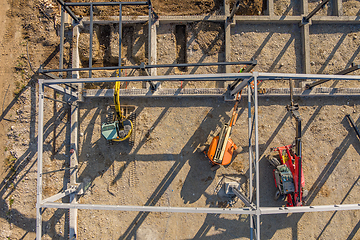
<box><xmin>268</xmin><ymin>80</ymin><xmax>307</xmax><ymax>207</ymax></box>
<box><xmin>269</xmin><ymin>144</ymin><xmax>306</xmax><ymax>207</ymax></box>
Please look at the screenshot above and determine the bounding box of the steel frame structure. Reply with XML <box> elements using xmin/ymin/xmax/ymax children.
<box><xmin>37</xmin><ymin>72</ymin><xmax>360</xmax><ymax>240</ymax></box>
<box><xmin>35</xmin><ymin>1</ymin><xmax>360</xmax><ymax>239</ymax></box>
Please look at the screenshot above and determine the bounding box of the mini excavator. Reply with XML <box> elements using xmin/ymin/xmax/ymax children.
<box><xmin>268</xmin><ymin>79</ymin><xmax>307</xmax><ymax>207</ymax></box>
<box><xmin>199</xmin><ymin>92</ymin><xmax>243</xmax><ymax>171</ymax></box>
<box><xmin>101</xmin><ymin>81</ymin><xmax>134</xmax><ymax>142</ymax></box>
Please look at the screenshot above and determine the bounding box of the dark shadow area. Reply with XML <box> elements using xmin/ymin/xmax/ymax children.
<box><xmin>191</xmin><ymin>214</ymin><xmax>250</xmax><ymax>239</ymax></box>
<box><xmin>0</xmin><ymin>24</ymin><xmax>75</xmax><ymax>238</ymax></box>
<box><xmin>175</xmin><ymin>25</ymin><xmax>187</xmax><ymax>71</ymax></box>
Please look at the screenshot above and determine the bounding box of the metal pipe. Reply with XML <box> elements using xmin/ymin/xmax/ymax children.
<box><xmin>346</xmin><ymin>114</ymin><xmax>360</xmax><ymax>140</ymax></box>
<box><xmin>65</xmin><ymin>1</ymin><xmax>148</xmax><ymax>6</ymax></box>
<box><xmin>304</xmin><ymin>0</ymin><xmax>330</xmax><ymax>22</ymax></box>
<box><xmin>89</xmin><ymin>4</ymin><xmax>93</xmax><ymax>78</ymax></box>
<box><xmin>337</xmin><ymin>64</ymin><xmax>360</xmax><ymax>75</ymax></box>
<box><xmin>148</xmin><ymin>2</ymin><xmax>151</xmax><ymax>74</ymax></box>
<box><xmin>36</xmin><ymin>81</ymin><xmax>45</xmax><ymax>240</ymax></box>
<box><xmin>42</xmin><ymin>202</ymin><xmax>256</xmax><ymax>214</ymax></box>
<box><xmin>248</xmin><ymin>82</ymin><xmax>254</xmax><ymax>240</ymax></box>
<box><xmin>118</xmin><ymin>4</ymin><xmax>122</xmax><ymax>71</ymax></box>
<box><xmin>228</xmin><ymin>60</ymin><xmax>258</xmax><ymax>90</ymax></box>
<box><xmin>248</xmin><ymin>82</ymin><xmax>253</xmax><ymax>203</ymax></box>
<box><xmin>40</xmin><ymin>201</ymin><xmax>360</xmax><ymax>214</ymax></box>
<box><xmin>229</xmin><ymin>0</ymin><xmax>241</xmax><ymax>21</ymax></box>
<box><xmin>306</xmin><ymin>64</ymin><xmax>360</xmax><ymax>89</ymax></box>
<box><xmin>43</xmin><ymin>73</ymin><xmax>252</xmax><ymax>84</ymax></box>
<box><xmin>39</xmin><ymin>61</ymin><xmax>256</xmax><ymax>73</ymax></box>
<box><xmin>42</xmin><ymin>72</ymin><xmax>360</xmax><ymax>85</ymax></box>
<box><xmin>254</xmin><ymin>73</ymin><xmax>260</xmax><ymax>239</ymax></box>
<box><xmin>296</xmin><ymin>118</ymin><xmax>302</xmax><ymax>204</ymax></box>
<box><xmin>55</xmin><ymin>0</ymin><xmax>80</xmax><ymax>23</ymax></box>
<box><xmin>59</xmin><ymin>6</ymin><xmax>65</xmax><ymax>78</ymax></box>
<box><xmin>257</xmin><ymin>72</ymin><xmax>360</xmax><ymax>81</ymax></box>
<box><xmin>230</xmin><ymin>78</ymin><xmax>251</xmax><ymax>96</ymax></box>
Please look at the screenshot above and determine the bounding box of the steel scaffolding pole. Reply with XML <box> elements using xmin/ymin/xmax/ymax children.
<box><xmin>40</xmin><ymin>201</ymin><xmax>360</xmax><ymax>214</ymax></box>
<box><xmin>36</xmin><ymin>80</ymin><xmax>45</xmax><ymax>240</ymax></box>
<box><xmin>254</xmin><ymin>73</ymin><xmax>260</xmax><ymax>239</ymax></box>
<box><xmin>65</xmin><ymin>1</ymin><xmax>148</xmax><ymax>6</ymax></box>
<box><xmin>118</xmin><ymin>4</ymin><xmax>122</xmax><ymax>70</ymax></box>
<box><xmin>89</xmin><ymin>4</ymin><xmax>93</xmax><ymax>77</ymax></box>
<box><xmin>148</xmin><ymin>2</ymin><xmax>151</xmax><ymax>72</ymax></box>
<box><xmin>248</xmin><ymin>82</ymin><xmax>254</xmax><ymax>240</ymax></box>
<box><xmin>59</xmin><ymin>6</ymin><xmax>65</xmax><ymax>78</ymax></box>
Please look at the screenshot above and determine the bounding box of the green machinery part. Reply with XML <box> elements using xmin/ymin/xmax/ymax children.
<box><xmin>101</xmin><ymin>81</ymin><xmax>133</xmax><ymax>141</ymax></box>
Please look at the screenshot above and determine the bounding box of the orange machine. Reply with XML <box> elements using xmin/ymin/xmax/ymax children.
<box><xmin>199</xmin><ymin>92</ymin><xmax>242</xmax><ymax>171</ymax></box>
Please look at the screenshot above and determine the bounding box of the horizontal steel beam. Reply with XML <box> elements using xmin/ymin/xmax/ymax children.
<box><xmin>261</xmin><ymin>204</ymin><xmax>360</xmax><ymax>214</ymax></box>
<box><xmin>41</xmin><ymin>202</ymin><xmax>360</xmax><ymax>214</ymax></box>
<box><xmin>42</xmin><ymin>73</ymin><xmax>252</xmax><ymax>84</ymax></box>
<box><xmin>234</xmin><ymin>15</ymin><xmax>360</xmax><ymax>24</ymax></box>
<box><xmin>38</xmin><ymin>61</ymin><xmax>255</xmax><ymax>74</ymax></box>
<box><xmin>64</xmin><ymin>2</ymin><xmax>148</xmax><ymax>6</ymax></box>
<box><xmin>81</xmin><ymin>15</ymin><xmax>360</xmax><ymax>24</ymax></box>
<box><xmin>41</xmin><ymin>72</ymin><xmax>360</xmax><ymax>85</ymax></box>
<box><xmin>257</xmin><ymin>72</ymin><xmax>360</xmax><ymax>81</ymax></box>
<box><xmin>42</xmin><ymin>202</ymin><xmax>256</xmax><ymax>214</ymax></box>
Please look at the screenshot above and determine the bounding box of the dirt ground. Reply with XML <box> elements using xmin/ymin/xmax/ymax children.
<box><xmin>1</xmin><ymin>0</ymin><xmax>360</xmax><ymax>239</ymax></box>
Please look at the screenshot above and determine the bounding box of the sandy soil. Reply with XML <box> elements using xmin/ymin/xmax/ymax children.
<box><xmin>1</xmin><ymin>0</ymin><xmax>360</xmax><ymax>239</ymax></box>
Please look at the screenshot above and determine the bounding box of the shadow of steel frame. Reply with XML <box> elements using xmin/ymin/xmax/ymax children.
<box><xmin>36</xmin><ymin>72</ymin><xmax>360</xmax><ymax>240</ymax></box>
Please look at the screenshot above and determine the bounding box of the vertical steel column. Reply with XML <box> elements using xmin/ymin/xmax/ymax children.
<box><xmin>36</xmin><ymin>80</ymin><xmax>45</xmax><ymax>240</ymax></box>
<box><xmin>59</xmin><ymin>7</ymin><xmax>65</xmax><ymax>78</ymax></box>
<box><xmin>118</xmin><ymin>3</ymin><xmax>122</xmax><ymax>74</ymax></box>
<box><xmin>254</xmin><ymin>73</ymin><xmax>260</xmax><ymax>239</ymax></box>
<box><xmin>89</xmin><ymin>4</ymin><xmax>93</xmax><ymax>78</ymax></box>
<box><xmin>300</xmin><ymin>0</ymin><xmax>310</xmax><ymax>74</ymax></box>
<box><xmin>69</xmin><ymin>88</ymin><xmax>79</xmax><ymax>239</ymax></box>
<box><xmin>148</xmin><ymin>2</ymin><xmax>152</xmax><ymax>75</ymax></box>
<box><xmin>248</xmin><ymin>82</ymin><xmax>254</xmax><ymax>240</ymax></box>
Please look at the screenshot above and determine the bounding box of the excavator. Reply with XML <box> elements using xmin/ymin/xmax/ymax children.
<box><xmin>101</xmin><ymin>81</ymin><xmax>134</xmax><ymax>142</ymax></box>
